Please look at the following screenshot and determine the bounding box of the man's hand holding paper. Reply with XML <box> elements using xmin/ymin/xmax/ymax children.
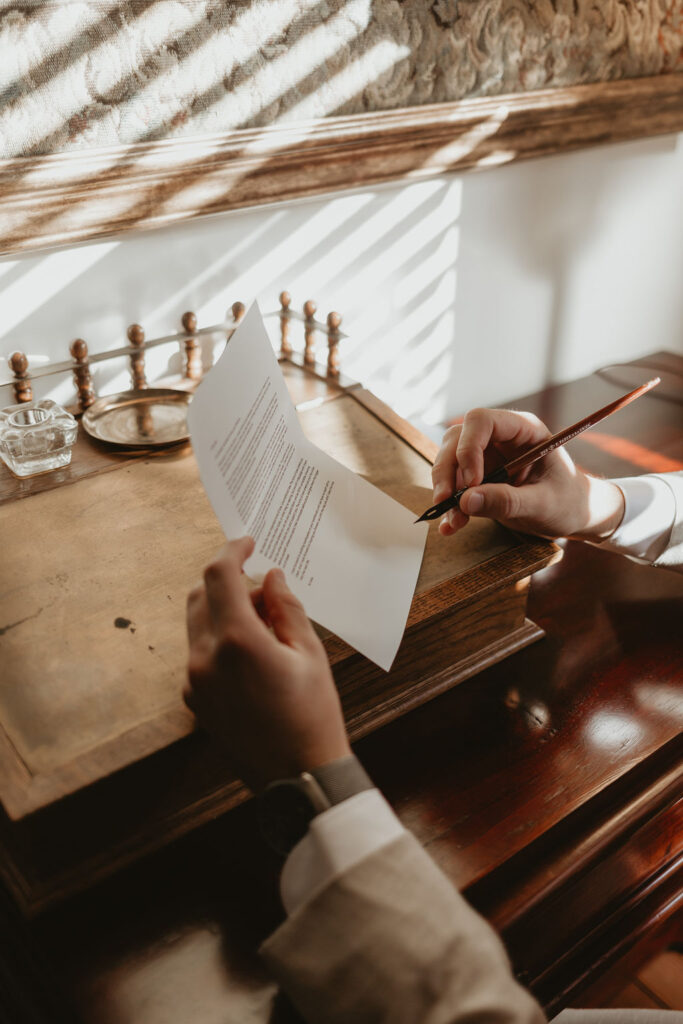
<box><xmin>185</xmin><ymin>536</ymin><xmax>350</xmax><ymax>791</ymax></box>
<box><xmin>187</xmin><ymin>304</ymin><xmax>428</xmax><ymax>671</ymax></box>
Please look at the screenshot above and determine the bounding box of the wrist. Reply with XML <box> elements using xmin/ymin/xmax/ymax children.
<box><xmin>258</xmin><ymin>754</ymin><xmax>374</xmax><ymax>856</ymax></box>
<box><xmin>307</xmin><ymin>753</ymin><xmax>373</xmax><ymax>805</ymax></box>
<box><xmin>568</xmin><ymin>477</ymin><xmax>625</xmax><ymax>544</ymax></box>
<box><xmin>277</xmin><ymin>736</ymin><xmax>352</xmax><ymax>789</ymax></box>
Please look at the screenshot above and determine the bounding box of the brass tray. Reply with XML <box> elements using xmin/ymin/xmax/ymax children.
<box><xmin>81</xmin><ymin>389</ymin><xmax>191</xmax><ymax>448</ymax></box>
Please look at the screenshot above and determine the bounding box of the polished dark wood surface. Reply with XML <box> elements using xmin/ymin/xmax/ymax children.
<box><xmin>3</xmin><ymin>352</ymin><xmax>682</xmax><ymax>1023</ymax></box>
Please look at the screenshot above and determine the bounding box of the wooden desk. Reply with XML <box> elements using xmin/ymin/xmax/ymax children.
<box><xmin>0</xmin><ymin>360</ymin><xmax>555</xmax><ymax>909</ymax></box>
<box><xmin>2</xmin><ymin>353</ymin><xmax>682</xmax><ymax>1023</ymax></box>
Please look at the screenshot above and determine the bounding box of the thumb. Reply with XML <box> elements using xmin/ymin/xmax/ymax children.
<box><xmin>460</xmin><ymin>482</ymin><xmax>528</xmax><ymax>523</ymax></box>
<box><xmin>262</xmin><ymin>568</ymin><xmax>317</xmax><ymax>649</ymax></box>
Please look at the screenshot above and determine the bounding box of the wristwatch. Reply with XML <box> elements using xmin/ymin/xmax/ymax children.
<box><xmin>258</xmin><ymin>754</ymin><xmax>374</xmax><ymax>856</ymax></box>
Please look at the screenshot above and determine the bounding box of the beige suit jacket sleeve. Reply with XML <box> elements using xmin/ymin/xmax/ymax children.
<box><xmin>261</xmin><ymin>832</ymin><xmax>545</xmax><ymax>1024</ymax></box>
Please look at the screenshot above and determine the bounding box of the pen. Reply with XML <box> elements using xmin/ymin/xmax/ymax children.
<box><xmin>415</xmin><ymin>377</ymin><xmax>661</xmax><ymax>524</ymax></box>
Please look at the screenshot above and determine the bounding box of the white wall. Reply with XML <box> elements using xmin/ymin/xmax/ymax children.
<box><xmin>447</xmin><ymin>131</ymin><xmax>683</xmax><ymax>418</ymax></box>
<box><xmin>1</xmin><ymin>132</ymin><xmax>681</xmax><ymax>438</ymax></box>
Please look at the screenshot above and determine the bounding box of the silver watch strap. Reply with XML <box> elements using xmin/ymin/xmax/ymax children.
<box><xmin>309</xmin><ymin>754</ymin><xmax>374</xmax><ymax>807</ymax></box>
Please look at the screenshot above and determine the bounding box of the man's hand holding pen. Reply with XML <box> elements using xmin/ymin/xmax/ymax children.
<box><xmin>431</xmin><ymin>408</ymin><xmax>625</xmax><ymax>543</ymax></box>
<box><xmin>420</xmin><ymin>379</ymin><xmax>659</xmax><ymax>535</ymax></box>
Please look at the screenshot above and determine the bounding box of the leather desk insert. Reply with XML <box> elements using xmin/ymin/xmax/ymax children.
<box><xmin>0</xmin><ymin>370</ymin><xmax>558</xmax><ymax>913</ymax></box>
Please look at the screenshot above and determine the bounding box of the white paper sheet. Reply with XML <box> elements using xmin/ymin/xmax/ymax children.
<box><xmin>187</xmin><ymin>304</ymin><xmax>428</xmax><ymax>671</ymax></box>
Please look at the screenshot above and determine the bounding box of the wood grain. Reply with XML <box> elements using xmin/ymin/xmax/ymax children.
<box><xmin>1</xmin><ymin>74</ymin><xmax>681</xmax><ymax>256</ymax></box>
<box><xmin>0</xmin><ymin>428</ymin><xmax>192</xmax><ymax>506</ymax></box>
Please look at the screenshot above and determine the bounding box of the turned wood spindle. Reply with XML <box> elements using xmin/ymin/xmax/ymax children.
<box><xmin>303</xmin><ymin>299</ymin><xmax>317</xmax><ymax>365</ymax></box>
<box><xmin>127</xmin><ymin>323</ymin><xmax>147</xmax><ymax>389</ymax></box>
<box><xmin>223</xmin><ymin>302</ymin><xmax>245</xmax><ymax>355</ymax></box>
<box><xmin>181</xmin><ymin>311</ymin><xmax>202</xmax><ymax>381</ymax></box>
<box><xmin>279</xmin><ymin>291</ymin><xmax>292</xmax><ymax>357</ymax></box>
<box><xmin>9</xmin><ymin>351</ymin><xmax>33</xmax><ymax>404</ymax></box>
<box><xmin>70</xmin><ymin>338</ymin><xmax>96</xmax><ymax>410</ymax></box>
<box><xmin>326</xmin><ymin>311</ymin><xmax>342</xmax><ymax>377</ymax></box>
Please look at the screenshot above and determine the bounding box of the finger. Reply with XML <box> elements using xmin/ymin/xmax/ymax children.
<box><xmin>457</xmin><ymin>409</ymin><xmax>551</xmax><ymax>487</ymax></box>
<box><xmin>452</xmin><ymin>506</ymin><xmax>469</xmax><ymax>529</ymax></box>
<box><xmin>250</xmin><ymin>586</ymin><xmax>271</xmax><ymax>626</ymax></box>
<box><xmin>431</xmin><ymin>424</ymin><xmax>462</xmax><ymax>502</ymax></box>
<box><xmin>187</xmin><ymin>584</ymin><xmax>212</xmax><ymax>648</ymax></box>
<box><xmin>447</xmin><ymin>507</ymin><xmax>469</xmax><ymax>531</ymax></box>
<box><xmin>431</xmin><ymin>456</ymin><xmax>469</xmax><ymax>536</ymax></box>
<box><xmin>262</xmin><ymin>568</ymin><xmax>318</xmax><ymax>650</ymax></box>
<box><xmin>511</xmin><ymin>464</ymin><xmax>534</xmax><ymax>485</ymax></box>
<box><xmin>203</xmin><ymin>536</ymin><xmax>256</xmax><ymax>630</ymax></box>
<box><xmin>459</xmin><ymin>480</ymin><xmax>545</xmax><ymax>524</ymax></box>
<box><xmin>439</xmin><ymin>508</ymin><xmax>469</xmax><ymax>536</ymax></box>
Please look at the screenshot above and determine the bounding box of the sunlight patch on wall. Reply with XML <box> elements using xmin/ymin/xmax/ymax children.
<box><xmin>143</xmin><ymin>209</ymin><xmax>290</xmax><ymax>328</ymax></box>
<box><xmin>0</xmin><ymin>241</ymin><xmax>119</xmax><ymax>336</ymax></box>
<box><xmin>198</xmin><ymin>191</ymin><xmax>378</xmax><ymax>346</ymax></box>
<box><xmin>276</xmin><ymin>179</ymin><xmax>445</xmax><ymax>302</ymax></box>
<box><xmin>148</xmin><ymin>0</ymin><xmax>372</xmax><ymax>136</ymax></box>
<box><xmin>396</xmin><ymin>227</ymin><xmax>459</xmax><ymax>308</ymax></box>
<box><xmin>282</xmin><ymin>38</ymin><xmax>411</xmax><ymax>121</ymax></box>
<box><xmin>1</xmin><ymin>4</ymin><xmax>205</xmax><ymax>155</ymax></box>
<box><xmin>0</xmin><ymin>175</ymin><xmax>461</xmax><ymax>427</ymax></box>
<box><xmin>333</xmin><ymin>181</ymin><xmax>460</xmax><ymax>425</ymax></box>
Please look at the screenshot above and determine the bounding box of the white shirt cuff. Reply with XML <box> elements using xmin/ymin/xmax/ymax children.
<box><xmin>280</xmin><ymin>789</ymin><xmax>406</xmax><ymax>916</ymax></box>
<box><xmin>599</xmin><ymin>475</ymin><xmax>676</xmax><ymax>564</ymax></box>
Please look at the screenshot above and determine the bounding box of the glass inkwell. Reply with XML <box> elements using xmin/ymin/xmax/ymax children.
<box><xmin>0</xmin><ymin>400</ymin><xmax>78</xmax><ymax>477</ymax></box>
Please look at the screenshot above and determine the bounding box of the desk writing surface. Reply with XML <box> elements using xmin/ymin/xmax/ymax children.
<box><xmin>0</xmin><ymin>388</ymin><xmax>514</xmax><ymax>814</ymax></box>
